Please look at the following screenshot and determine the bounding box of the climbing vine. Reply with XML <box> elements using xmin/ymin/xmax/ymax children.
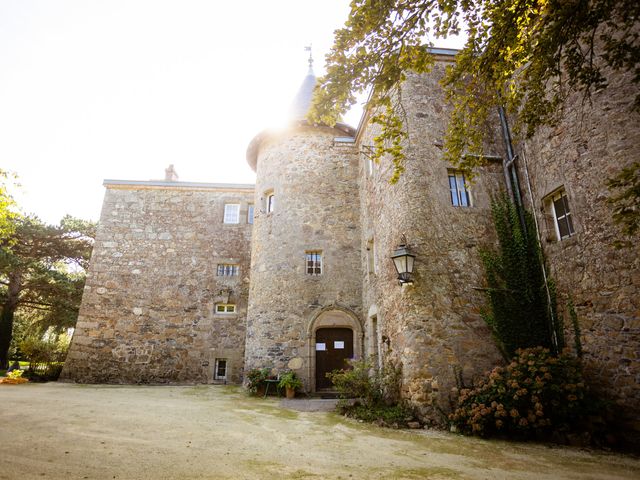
<box><xmin>481</xmin><ymin>193</ymin><xmax>563</xmax><ymax>359</ymax></box>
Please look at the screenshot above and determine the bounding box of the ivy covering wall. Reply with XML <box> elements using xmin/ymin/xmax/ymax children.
<box><xmin>481</xmin><ymin>193</ymin><xmax>563</xmax><ymax>358</ymax></box>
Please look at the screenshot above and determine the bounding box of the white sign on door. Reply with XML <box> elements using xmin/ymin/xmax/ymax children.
<box><xmin>334</xmin><ymin>341</ymin><xmax>345</xmax><ymax>349</ymax></box>
<box><xmin>316</xmin><ymin>343</ymin><xmax>326</xmax><ymax>351</ymax></box>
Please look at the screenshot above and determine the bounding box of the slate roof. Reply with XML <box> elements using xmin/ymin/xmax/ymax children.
<box><xmin>288</xmin><ymin>66</ymin><xmax>316</xmax><ymax>121</ymax></box>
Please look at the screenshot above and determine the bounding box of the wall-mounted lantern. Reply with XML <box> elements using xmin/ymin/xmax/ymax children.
<box><xmin>391</xmin><ymin>234</ymin><xmax>415</xmax><ymax>285</ymax></box>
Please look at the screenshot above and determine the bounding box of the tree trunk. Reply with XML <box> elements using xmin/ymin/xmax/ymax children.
<box><xmin>0</xmin><ymin>270</ymin><xmax>22</xmax><ymax>369</ymax></box>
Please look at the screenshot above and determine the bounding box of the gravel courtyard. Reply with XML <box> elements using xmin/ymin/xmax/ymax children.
<box><xmin>0</xmin><ymin>383</ymin><xmax>638</xmax><ymax>479</ymax></box>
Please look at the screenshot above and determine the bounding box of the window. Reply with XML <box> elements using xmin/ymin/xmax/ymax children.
<box><xmin>217</xmin><ymin>264</ymin><xmax>239</xmax><ymax>276</ymax></box>
<box><xmin>214</xmin><ymin>358</ymin><xmax>227</xmax><ymax>380</ymax></box>
<box><xmin>367</xmin><ymin>238</ymin><xmax>376</xmax><ymax>274</ymax></box>
<box><xmin>305</xmin><ymin>251</ymin><xmax>322</xmax><ymax>275</ymax></box>
<box><xmin>247</xmin><ymin>204</ymin><xmax>254</xmax><ymax>224</ymax></box>
<box><xmin>223</xmin><ymin>204</ymin><xmax>240</xmax><ymax>224</ymax></box>
<box><xmin>370</xmin><ymin>315</ymin><xmax>380</xmax><ymax>368</ymax></box>
<box><xmin>215</xmin><ymin>303</ymin><xmax>236</xmax><ymax>314</ymax></box>
<box><xmin>550</xmin><ymin>190</ymin><xmax>575</xmax><ymax>240</ymax></box>
<box><xmin>448</xmin><ymin>170</ymin><xmax>471</xmax><ymax>207</ymax></box>
<box><xmin>366</xmin><ymin>157</ymin><xmax>374</xmax><ymax>176</ymax></box>
<box><xmin>266</xmin><ymin>193</ymin><xmax>275</xmax><ymax>213</ymax></box>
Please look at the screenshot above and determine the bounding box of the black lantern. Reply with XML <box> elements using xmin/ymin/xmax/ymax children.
<box><xmin>391</xmin><ymin>235</ymin><xmax>415</xmax><ymax>285</ymax></box>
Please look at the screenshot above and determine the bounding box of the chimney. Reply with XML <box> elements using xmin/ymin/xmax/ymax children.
<box><xmin>164</xmin><ymin>164</ymin><xmax>179</xmax><ymax>182</ymax></box>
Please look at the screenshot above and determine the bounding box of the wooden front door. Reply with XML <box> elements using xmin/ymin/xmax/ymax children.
<box><xmin>315</xmin><ymin>328</ymin><xmax>353</xmax><ymax>390</ymax></box>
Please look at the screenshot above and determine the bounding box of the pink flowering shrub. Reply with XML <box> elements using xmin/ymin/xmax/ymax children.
<box><xmin>450</xmin><ymin>347</ymin><xmax>593</xmax><ymax>438</ymax></box>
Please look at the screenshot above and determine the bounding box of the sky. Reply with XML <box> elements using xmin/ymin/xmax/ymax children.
<box><xmin>0</xmin><ymin>1</ymin><xmax>462</xmax><ymax>224</ymax></box>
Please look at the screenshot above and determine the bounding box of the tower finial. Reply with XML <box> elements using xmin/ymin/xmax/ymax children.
<box><xmin>304</xmin><ymin>44</ymin><xmax>313</xmax><ymax>73</ymax></box>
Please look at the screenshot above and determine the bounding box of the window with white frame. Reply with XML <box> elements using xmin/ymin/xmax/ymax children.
<box><xmin>214</xmin><ymin>358</ymin><xmax>227</xmax><ymax>380</ymax></box>
<box><xmin>247</xmin><ymin>204</ymin><xmax>254</xmax><ymax>224</ymax></box>
<box><xmin>215</xmin><ymin>303</ymin><xmax>236</xmax><ymax>314</ymax></box>
<box><xmin>305</xmin><ymin>251</ymin><xmax>322</xmax><ymax>275</ymax></box>
<box><xmin>550</xmin><ymin>189</ymin><xmax>575</xmax><ymax>240</ymax></box>
<box><xmin>223</xmin><ymin>204</ymin><xmax>240</xmax><ymax>224</ymax></box>
<box><xmin>266</xmin><ymin>193</ymin><xmax>275</xmax><ymax>213</ymax></box>
<box><xmin>448</xmin><ymin>170</ymin><xmax>471</xmax><ymax>207</ymax></box>
<box><xmin>217</xmin><ymin>264</ymin><xmax>239</xmax><ymax>276</ymax></box>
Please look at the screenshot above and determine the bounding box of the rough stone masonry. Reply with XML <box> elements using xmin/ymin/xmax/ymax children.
<box><xmin>62</xmin><ymin>49</ymin><xmax>638</xmax><ymax>440</ymax></box>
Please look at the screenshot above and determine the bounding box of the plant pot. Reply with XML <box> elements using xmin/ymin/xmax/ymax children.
<box><xmin>285</xmin><ymin>386</ymin><xmax>296</xmax><ymax>399</ymax></box>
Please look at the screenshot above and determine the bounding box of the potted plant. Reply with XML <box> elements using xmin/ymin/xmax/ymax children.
<box><xmin>278</xmin><ymin>371</ymin><xmax>303</xmax><ymax>399</ymax></box>
<box><xmin>246</xmin><ymin>367</ymin><xmax>270</xmax><ymax>396</ymax></box>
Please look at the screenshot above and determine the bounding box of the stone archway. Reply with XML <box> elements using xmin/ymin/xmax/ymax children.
<box><xmin>306</xmin><ymin>307</ymin><xmax>363</xmax><ymax>392</ymax></box>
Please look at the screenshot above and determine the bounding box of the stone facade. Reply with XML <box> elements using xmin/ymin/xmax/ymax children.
<box><xmin>61</xmin><ymin>181</ymin><xmax>254</xmax><ymax>384</ymax></box>
<box><xmin>517</xmin><ymin>65</ymin><xmax>640</xmax><ymax>434</ymax></box>
<box><xmin>62</xmin><ymin>49</ymin><xmax>638</xmax><ymax>437</ymax></box>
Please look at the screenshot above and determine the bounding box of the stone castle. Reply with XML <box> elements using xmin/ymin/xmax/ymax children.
<box><xmin>61</xmin><ymin>49</ymin><xmax>639</xmax><ymax>435</ymax></box>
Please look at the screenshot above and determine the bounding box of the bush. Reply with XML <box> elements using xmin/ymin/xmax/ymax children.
<box><xmin>450</xmin><ymin>347</ymin><xmax>599</xmax><ymax>439</ymax></box>
<box><xmin>246</xmin><ymin>368</ymin><xmax>271</xmax><ymax>394</ymax></box>
<box><xmin>328</xmin><ymin>359</ymin><xmax>417</xmax><ymax>428</ymax></box>
<box><xmin>327</xmin><ymin>359</ymin><xmax>382</xmax><ymax>407</ymax></box>
<box><xmin>338</xmin><ymin>403</ymin><xmax>415</xmax><ymax>428</ymax></box>
<box><xmin>19</xmin><ymin>333</ymin><xmax>69</xmax><ymax>381</ymax></box>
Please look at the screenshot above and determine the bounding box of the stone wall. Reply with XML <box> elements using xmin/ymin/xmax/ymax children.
<box><xmin>244</xmin><ymin>125</ymin><xmax>362</xmax><ymax>390</ymax></box>
<box><xmin>358</xmin><ymin>60</ymin><xmax>504</xmax><ymax>423</ymax></box>
<box><xmin>518</xmin><ymin>66</ymin><xmax>640</xmax><ymax>437</ymax></box>
<box><xmin>61</xmin><ymin>181</ymin><xmax>254</xmax><ymax>384</ymax></box>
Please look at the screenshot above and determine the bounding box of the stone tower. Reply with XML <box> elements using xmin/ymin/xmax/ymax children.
<box><xmin>244</xmin><ymin>62</ymin><xmax>363</xmax><ymax>391</ymax></box>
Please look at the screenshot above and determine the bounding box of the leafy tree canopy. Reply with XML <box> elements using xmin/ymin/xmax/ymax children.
<box><xmin>309</xmin><ymin>0</ymin><xmax>639</xmax><ymax>182</ymax></box>
<box><xmin>0</xmin><ymin>169</ymin><xmax>18</xmax><ymax>239</ymax></box>
<box><xmin>0</xmin><ymin>214</ymin><xmax>96</xmax><ymax>368</ymax></box>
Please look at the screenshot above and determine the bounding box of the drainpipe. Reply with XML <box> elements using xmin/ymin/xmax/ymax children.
<box><xmin>498</xmin><ymin>106</ymin><xmax>527</xmax><ymax>233</ymax></box>
<box><xmin>521</xmin><ymin>145</ymin><xmax>560</xmax><ymax>353</ymax></box>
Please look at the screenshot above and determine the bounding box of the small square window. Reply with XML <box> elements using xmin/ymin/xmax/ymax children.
<box><xmin>223</xmin><ymin>204</ymin><xmax>240</xmax><ymax>224</ymax></box>
<box><xmin>247</xmin><ymin>204</ymin><xmax>254</xmax><ymax>224</ymax></box>
<box><xmin>214</xmin><ymin>358</ymin><xmax>227</xmax><ymax>380</ymax></box>
<box><xmin>217</xmin><ymin>264</ymin><xmax>239</xmax><ymax>276</ymax></box>
<box><xmin>550</xmin><ymin>190</ymin><xmax>575</xmax><ymax>240</ymax></box>
<box><xmin>448</xmin><ymin>170</ymin><xmax>471</xmax><ymax>207</ymax></box>
<box><xmin>215</xmin><ymin>303</ymin><xmax>236</xmax><ymax>314</ymax></box>
<box><xmin>306</xmin><ymin>251</ymin><xmax>322</xmax><ymax>275</ymax></box>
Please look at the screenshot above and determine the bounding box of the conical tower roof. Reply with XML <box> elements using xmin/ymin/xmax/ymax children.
<box><xmin>288</xmin><ymin>65</ymin><xmax>316</xmax><ymax>121</ymax></box>
<box><xmin>246</xmin><ymin>53</ymin><xmax>355</xmax><ymax>171</ymax></box>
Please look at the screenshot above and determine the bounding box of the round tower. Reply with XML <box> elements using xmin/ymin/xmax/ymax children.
<box><xmin>244</xmin><ymin>61</ymin><xmax>363</xmax><ymax>391</ymax></box>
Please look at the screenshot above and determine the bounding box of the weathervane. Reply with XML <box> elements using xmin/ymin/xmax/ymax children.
<box><xmin>304</xmin><ymin>44</ymin><xmax>313</xmax><ymax>70</ymax></box>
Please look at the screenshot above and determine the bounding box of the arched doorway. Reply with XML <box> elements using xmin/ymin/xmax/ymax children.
<box><xmin>307</xmin><ymin>307</ymin><xmax>363</xmax><ymax>392</ymax></box>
